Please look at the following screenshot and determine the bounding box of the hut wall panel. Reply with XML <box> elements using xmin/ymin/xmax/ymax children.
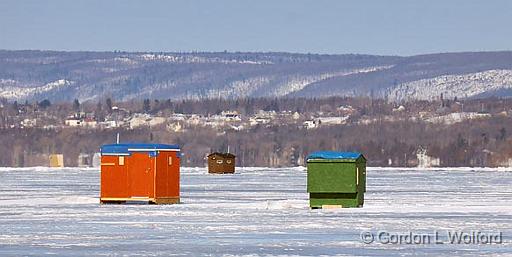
<box><xmin>155</xmin><ymin>151</ymin><xmax>180</xmax><ymax>198</ymax></box>
<box><xmin>126</xmin><ymin>152</ymin><xmax>155</xmax><ymax>198</ymax></box>
<box><xmin>101</xmin><ymin>155</ymin><xmax>129</xmax><ymax>198</ymax></box>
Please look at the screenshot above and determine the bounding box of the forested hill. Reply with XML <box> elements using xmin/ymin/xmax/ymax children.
<box><xmin>1</xmin><ymin>50</ymin><xmax>512</xmax><ymax>102</ymax></box>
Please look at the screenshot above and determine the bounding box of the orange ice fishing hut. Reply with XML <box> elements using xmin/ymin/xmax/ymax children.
<box><xmin>100</xmin><ymin>143</ymin><xmax>181</xmax><ymax>204</ymax></box>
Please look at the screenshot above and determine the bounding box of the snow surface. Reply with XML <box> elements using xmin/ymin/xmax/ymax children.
<box><xmin>0</xmin><ymin>167</ymin><xmax>511</xmax><ymax>256</ymax></box>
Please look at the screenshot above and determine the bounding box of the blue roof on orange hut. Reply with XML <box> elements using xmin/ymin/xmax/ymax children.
<box><xmin>101</xmin><ymin>143</ymin><xmax>180</xmax><ymax>154</ymax></box>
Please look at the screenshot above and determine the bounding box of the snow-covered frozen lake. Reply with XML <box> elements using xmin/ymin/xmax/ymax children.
<box><xmin>0</xmin><ymin>167</ymin><xmax>511</xmax><ymax>256</ymax></box>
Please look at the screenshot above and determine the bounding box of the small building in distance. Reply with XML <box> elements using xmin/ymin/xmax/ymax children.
<box><xmin>65</xmin><ymin>117</ymin><xmax>82</xmax><ymax>127</ymax></box>
<box><xmin>49</xmin><ymin>154</ymin><xmax>64</xmax><ymax>167</ymax></box>
<box><xmin>78</xmin><ymin>153</ymin><xmax>91</xmax><ymax>167</ymax></box>
<box><xmin>416</xmin><ymin>148</ymin><xmax>440</xmax><ymax>168</ymax></box>
<box><xmin>92</xmin><ymin>153</ymin><xmax>101</xmax><ymax>168</ymax></box>
<box><xmin>208</xmin><ymin>152</ymin><xmax>236</xmax><ymax>174</ymax></box>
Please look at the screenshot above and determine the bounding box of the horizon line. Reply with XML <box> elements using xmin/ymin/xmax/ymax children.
<box><xmin>2</xmin><ymin>48</ymin><xmax>512</xmax><ymax>58</ymax></box>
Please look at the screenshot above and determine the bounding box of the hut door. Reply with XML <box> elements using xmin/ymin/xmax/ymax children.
<box><xmin>128</xmin><ymin>153</ymin><xmax>153</xmax><ymax>198</ymax></box>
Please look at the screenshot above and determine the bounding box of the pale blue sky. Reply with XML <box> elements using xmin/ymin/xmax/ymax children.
<box><xmin>1</xmin><ymin>0</ymin><xmax>511</xmax><ymax>56</ymax></box>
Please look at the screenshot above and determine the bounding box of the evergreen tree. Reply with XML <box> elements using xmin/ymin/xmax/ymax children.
<box><xmin>38</xmin><ymin>99</ymin><xmax>52</xmax><ymax>109</ymax></box>
<box><xmin>106</xmin><ymin>98</ymin><xmax>113</xmax><ymax>112</ymax></box>
<box><xmin>73</xmin><ymin>99</ymin><xmax>80</xmax><ymax>112</ymax></box>
<box><xmin>143</xmin><ymin>99</ymin><xmax>151</xmax><ymax>113</ymax></box>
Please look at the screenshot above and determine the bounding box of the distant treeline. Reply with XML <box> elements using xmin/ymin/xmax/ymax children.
<box><xmin>1</xmin><ymin>97</ymin><xmax>512</xmax><ymax>167</ymax></box>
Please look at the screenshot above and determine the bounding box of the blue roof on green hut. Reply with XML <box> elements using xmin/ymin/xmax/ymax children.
<box><xmin>307</xmin><ymin>151</ymin><xmax>364</xmax><ymax>160</ymax></box>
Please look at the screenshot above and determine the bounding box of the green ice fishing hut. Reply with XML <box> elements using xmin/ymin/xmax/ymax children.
<box><xmin>307</xmin><ymin>151</ymin><xmax>366</xmax><ymax>208</ymax></box>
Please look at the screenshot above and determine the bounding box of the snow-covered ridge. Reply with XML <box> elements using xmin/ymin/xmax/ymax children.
<box><xmin>4</xmin><ymin>57</ymin><xmax>60</xmax><ymax>64</ymax></box>
<box><xmin>388</xmin><ymin>69</ymin><xmax>512</xmax><ymax>102</ymax></box>
<box><xmin>272</xmin><ymin>66</ymin><xmax>393</xmax><ymax>97</ymax></box>
<box><xmin>0</xmin><ymin>79</ymin><xmax>74</xmax><ymax>100</ymax></box>
<box><xmin>203</xmin><ymin>76</ymin><xmax>273</xmax><ymax>99</ymax></box>
<box><xmin>0</xmin><ymin>79</ymin><xmax>18</xmax><ymax>85</ymax></box>
<box><xmin>199</xmin><ymin>66</ymin><xmax>393</xmax><ymax>99</ymax></box>
<box><xmin>86</xmin><ymin>57</ymin><xmax>138</xmax><ymax>65</ymax></box>
<box><xmin>138</xmin><ymin>54</ymin><xmax>273</xmax><ymax>65</ymax></box>
<box><xmin>119</xmin><ymin>80</ymin><xmax>179</xmax><ymax>101</ymax></box>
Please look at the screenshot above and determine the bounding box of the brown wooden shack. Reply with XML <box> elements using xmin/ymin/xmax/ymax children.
<box><xmin>208</xmin><ymin>152</ymin><xmax>236</xmax><ymax>174</ymax></box>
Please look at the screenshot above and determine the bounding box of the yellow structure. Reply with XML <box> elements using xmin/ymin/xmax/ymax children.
<box><xmin>49</xmin><ymin>154</ymin><xmax>64</xmax><ymax>167</ymax></box>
